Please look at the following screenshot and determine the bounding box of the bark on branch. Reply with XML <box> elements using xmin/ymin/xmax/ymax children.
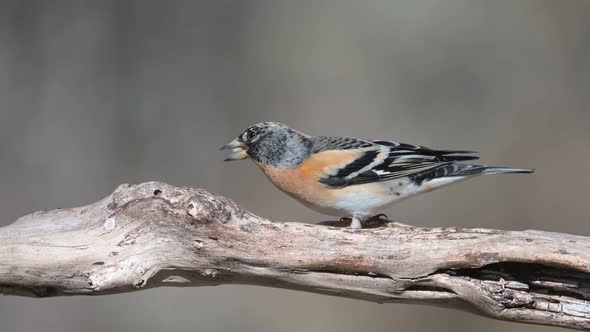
<box><xmin>1</xmin><ymin>182</ymin><xmax>590</xmax><ymax>330</ymax></box>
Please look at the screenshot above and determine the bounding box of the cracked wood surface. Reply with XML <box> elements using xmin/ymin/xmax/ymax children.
<box><xmin>1</xmin><ymin>182</ymin><xmax>590</xmax><ymax>330</ymax></box>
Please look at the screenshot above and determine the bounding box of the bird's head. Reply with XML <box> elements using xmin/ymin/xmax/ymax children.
<box><xmin>221</xmin><ymin>122</ymin><xmax>312</xmax><ymax>167</ymax></box>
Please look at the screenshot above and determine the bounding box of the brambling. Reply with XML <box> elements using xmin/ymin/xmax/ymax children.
<box><xmin>222</xmin><ymin>122</ymin><xmax>534</xmax><ymax>229</ymax></box>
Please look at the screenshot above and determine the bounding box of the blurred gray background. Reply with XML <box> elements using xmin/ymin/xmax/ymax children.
<box><xmin>1</xmin><ymin>0</ymin><xmax>589</xmax><ymax>331</ymax></box>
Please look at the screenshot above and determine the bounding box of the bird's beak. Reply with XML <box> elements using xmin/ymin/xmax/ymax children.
<box><xmin>220</xmin><ymin>139</ymin><xmax>249</xmax><ymax>161</ymax></box>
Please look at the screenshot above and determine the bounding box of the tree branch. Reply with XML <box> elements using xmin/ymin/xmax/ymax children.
<box><xmin>1</xmin><ymin>182</ymin><xmax>589</xmax><ymax>330</ymax></box>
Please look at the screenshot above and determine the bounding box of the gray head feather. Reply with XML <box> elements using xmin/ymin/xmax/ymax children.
<box><xmin>237</xmin><ymin>122</ymin><xmax>313</xmax><ymax>168</ymax></box>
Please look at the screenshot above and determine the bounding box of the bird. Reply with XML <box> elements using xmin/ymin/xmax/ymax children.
<box><xmin>221</xmin><ymin>122</ymin><xmax>534</xmax><ymax>229</ymax></box>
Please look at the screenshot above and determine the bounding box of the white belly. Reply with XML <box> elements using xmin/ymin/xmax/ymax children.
<box><xmin>299</xmin><ymin>176</ymin><xmax>469</xmax><ymax>217</ymax></box>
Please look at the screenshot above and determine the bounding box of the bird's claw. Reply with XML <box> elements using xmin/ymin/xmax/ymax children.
<box><xmin>320</xmin><ymin>215</ymin><xmax>391</xmax><ymax>228</ymax></box>
<box><xmin>364</xmin><ymin>214</ymin><xmax>392</xmax><ymax>228</ymax></box>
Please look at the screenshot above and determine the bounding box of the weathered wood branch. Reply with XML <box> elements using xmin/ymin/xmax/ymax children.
<box><xmin>1</xmin><ymin>182</ymin><xmax>590</xmax><ymax>330</ymax></box>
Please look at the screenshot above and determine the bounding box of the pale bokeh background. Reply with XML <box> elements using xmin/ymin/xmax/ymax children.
<box><xmin>1</xmin><ymin>1</ymin><xmax>589</xmax><ymax>331</ymax></box>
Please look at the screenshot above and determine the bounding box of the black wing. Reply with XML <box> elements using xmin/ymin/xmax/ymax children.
<box><xmin>318</xmin><ymin>140</ymin><xmax>478</xmax><ymax>188</ymax></box>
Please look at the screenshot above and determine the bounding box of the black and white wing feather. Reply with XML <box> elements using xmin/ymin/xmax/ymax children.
<box><xmin>315</xmin><ymin>138</ymin><xmax>479</xmax><ymax>188</ymax></box>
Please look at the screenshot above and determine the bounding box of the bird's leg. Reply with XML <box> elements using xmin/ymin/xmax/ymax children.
<box><xmin>322</xmin><ymin>214</ymin><xmax>386</xmax><ymax>228</ymax></box>
<box><xmin>350</xmin><ymin>213</ymin><xmax>366</xmax><ymax>229</ymax></box>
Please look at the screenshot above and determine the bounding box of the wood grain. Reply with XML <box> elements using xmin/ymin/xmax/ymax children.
<box><xmin>1</xmin><ymin>182</ymin><xmax>589</xmax><ymax>330</ymax></box>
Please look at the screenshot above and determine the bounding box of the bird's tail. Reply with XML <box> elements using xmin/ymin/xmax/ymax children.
<box><xmin>411</xmin><ymin>164</ymin><xmax>534</xmax><ymax>187</ymax></box>
<box><xmin>450</xmin><ymin>165</ymin><xmax>535</xmax><ymax>176</ymax></box>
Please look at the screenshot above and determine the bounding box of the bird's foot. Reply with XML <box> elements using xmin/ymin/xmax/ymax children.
<box><xmin>318</xmin><ymin>217</ymin><xmax>352</xmax><ymax>227</ymax></box>
<box><xmin>363</xmin><ymin>214</ymin><xmax>392</xmax><ymax>228</ymax></box>
<box><xmin>319</xmin><ymin>215</ymin><xmax>392</xmax><ymax>229</ymax></box>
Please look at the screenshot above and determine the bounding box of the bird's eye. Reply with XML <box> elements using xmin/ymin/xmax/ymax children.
<box><xmin>245</xmin><ymin>128</ymin><xmax>259</xmax><ymax>141</ymax></box>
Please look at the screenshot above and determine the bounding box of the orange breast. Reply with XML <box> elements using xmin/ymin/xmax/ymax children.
<box><xmin>254</xmin><ymin>150</ymin><xmax>363</xmax><ymax>205</ymax></box>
